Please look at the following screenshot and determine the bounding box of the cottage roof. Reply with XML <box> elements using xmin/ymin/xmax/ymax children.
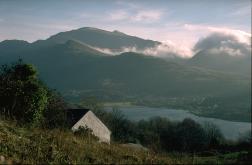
<box><xmin>67</xmin><ymin>108</ymin><xmax>89</xmax><ymax>126</ymax></box>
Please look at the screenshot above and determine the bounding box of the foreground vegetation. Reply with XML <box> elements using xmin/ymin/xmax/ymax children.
<box><xmin>0</xmin><ymin>119</ymin><xmax>251</xmax><ymax>164</ymax></box>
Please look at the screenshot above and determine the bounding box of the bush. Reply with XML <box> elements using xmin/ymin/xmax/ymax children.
<box><xmin>203</xmin><ymin>121</ymin><xmax>224</xmax><ymax>149</ymax></box>
<box><xmin>0</xmin><ymin>60</ymin><xmax>68</xmax><ymax>128</ymax></box>
<box><xmin>174</xmin><ymin>118</ymin><xmax>208</xmax><ymax>152</ymax></box>
<box><xmin>42</xmin><ymin>90</ymin><xmax>68</xmax><ymax>129</ymax></box>
<box><xmin>107</xmin><ymin>108</ymin><xmax>137</xmax><ymax>142</ymax></box>
<box><xmin>0</xmin><ymin>60</ymin><xmax>48</xmax><ymax>126</ymax></box>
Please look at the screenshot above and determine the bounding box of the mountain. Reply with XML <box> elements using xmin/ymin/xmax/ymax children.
<box><xmin>0</xmin><ymin>27</ymin><xmax>250</xmax><ymax>121</ymax></box>
<box><xmin>188</xmin><ymin>49</ymin><xmax>251</xmax><ymax>75</ymax></box>
<box><xmin>0</xmin><ymin>39</ymin><xmax>107</xmax><ymax>64</ymax></box>
<box><xmin>35</xmin><ymin>27</ymin><xmax>160</xmax><ymax>51</ymax></box>
<box><xmin>0</xmin><ymin>40</ymin><xmax>30</xmax><ymax>55</ymax></box>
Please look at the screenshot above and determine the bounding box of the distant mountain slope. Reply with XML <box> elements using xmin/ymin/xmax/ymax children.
<box><xmin>43</xmin><ymin>27</ymin><xmax>160</xmax><ymax>50</ymax></box>
<box><xmin>1</xmin><ymin>41</ymin><xmax>248</xmax><ymax>97</ymax></box>
<box><xmin>188</xmin><ymin>49</ymin><xmax>251</xmax><ymax>75</ymax></box>
<box><xmin>0</xmin><ymin>40</ymin><xmax>107</xmax><ymax>62</ymax></box>
<box><xmin>0</xmin><ymin>27</ymin><xmax>250</xmax><ymax>121</ymax></box>
<box><xmin>0</xmin><ymin>40</ymin><xmax>30</xmax><ymax>54</ymax></box>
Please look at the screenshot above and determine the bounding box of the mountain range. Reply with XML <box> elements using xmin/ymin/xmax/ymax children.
<box><xmin>0</xmin><ymin>27</ymin><xmax>250</xmax><ymax>122</ymax></box>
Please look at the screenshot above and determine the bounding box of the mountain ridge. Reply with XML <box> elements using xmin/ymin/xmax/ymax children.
<box><xmin>0</xmin><ymin>27</ymin><xmax>250</xmax><ymax>121</ymax></box>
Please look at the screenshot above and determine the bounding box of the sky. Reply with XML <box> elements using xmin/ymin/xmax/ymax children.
<box><xmin>0</xmin><ymin>0</ymin><xmax>251</xmax><ymax>55</ymax></box>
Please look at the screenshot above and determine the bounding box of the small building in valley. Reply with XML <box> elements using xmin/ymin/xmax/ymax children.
<box><xmin>67</xmin><ymin>109</ymin><xmax>111</xmax><ymax>143</ymax></box>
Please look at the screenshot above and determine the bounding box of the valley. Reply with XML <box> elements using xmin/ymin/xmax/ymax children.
<box><xmin>0</xmin><ymin>27</ymin><xmax>251</xmax><ymax>123</ymax></box>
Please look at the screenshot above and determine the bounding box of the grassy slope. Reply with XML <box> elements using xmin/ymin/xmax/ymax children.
<box><xmin>0</xmin><ymin>120</ymin><xmax>177</xmax><ymax>164</ymax></box>
<box><xmin>0</xmin><ymin>120</ymin><xmax>249</xmax><ymax>164</ymax></box>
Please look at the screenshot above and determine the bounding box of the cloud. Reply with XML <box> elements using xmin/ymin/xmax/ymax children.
<box><xmin>91</xmin><ymin>41</ymin><xmax>192</xmax><ymax>59</ymax></box>
<box><xmin>108</xmin><ymin>9</ymin><xmax>163</xmax><ymax>23</ymax></box>
<box><xmin>141</xmin><ymin>41</ymin><xmax>192</xmax><ymax>58</ymax></box>
<box><xmin>193</xmin><ymin>32</ymin><xmax>251</xmax><ymax>57</ymax></box>
<box><xmin>91</xmin><ymin>27</ymin><xmax>250</xmax><ymax>59</ymax></box>
<box><xmin>131</xmin><ymin>10</ymin><xmax>163</xmax><ymax>22</ymax></box>
<box><xmin>109</xmin><ymin>10</ymin><xmax>129</xmax><ymax>21</ymax></box>
<box><xmin>230</xmin><ymin>5</ymin><xmax>251</xmax><ymax>16</ymax></box>
<box><xmin>184</xmin><ymin>24</ymin><xmax>251</xmax><ymax>44</ymax></box>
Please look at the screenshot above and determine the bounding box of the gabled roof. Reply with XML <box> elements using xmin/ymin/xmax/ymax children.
<box><xmin>66</xmin><ymin>108</ymin><xmax>89</xmax><ymax>126</ymax></box>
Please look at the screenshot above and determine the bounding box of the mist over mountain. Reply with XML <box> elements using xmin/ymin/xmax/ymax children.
<box><xmin>188</xmin><ymin>32</ymin><xmax>251</xmax><ymax>75</ymax></box>
<box><xmin>0</xmin><ymin>27</ymin><xmax>250</xmax><ymax>121</ymax></box>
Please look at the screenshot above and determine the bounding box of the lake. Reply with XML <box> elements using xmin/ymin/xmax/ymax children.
<box><xmin>104</xmin><ymin>106</ymin><xmax>251</xmax><ymax>141</ymax></box>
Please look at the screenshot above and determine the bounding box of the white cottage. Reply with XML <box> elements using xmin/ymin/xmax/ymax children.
<box><xmin>67</xmin><ymin>109</ymin><xmax>111</xmax><ymax>143</ymax></box>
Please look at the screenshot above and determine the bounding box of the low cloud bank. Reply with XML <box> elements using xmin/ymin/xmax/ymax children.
<box><xmin>92</xmin><ymin>42</ymin><xmax>193</xmax><ymax>59</ymax></box>
<box><xmin>92</xmin><ymin>31</ymin><xmax>251</xmax><ymax>59</ymax></box>
<box><xmin>193</xmin><ymin>32</ymin><xmax>251</xmax><ymax>57</ymax></box>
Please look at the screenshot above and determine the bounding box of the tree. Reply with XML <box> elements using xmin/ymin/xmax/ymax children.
<box><xmin>42</xmin><ymin>89</ymin><xmax>68</xmax><ymax>129</ymax></box>
<box><xmin>174</xmin><ymin>118</ymin><xmax>208</xmax><ymax>152</ymax></box>
<box><xmin>0</xmin><ymin>60</ymin><xmax>48</xmax><ymax>126</ymax></box>
<box><xmin>203</xmin><ymin>121</ymin><xmax>224</xmax><ymax>149</ymax></box>
<box><xmin>107</xmin><ymin>108</ymin><xmax>136</xmax><ymax>142</ymax></box>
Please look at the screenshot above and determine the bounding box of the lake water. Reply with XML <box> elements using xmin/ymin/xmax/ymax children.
<box><xmin>104</xmin><ymin>106</ymin><xmax>251</xmax><ymax>141</ymax></box>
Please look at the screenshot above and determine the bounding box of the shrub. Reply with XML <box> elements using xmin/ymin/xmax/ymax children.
<box><xmin>174</xmin><ymin>118</ymin><xmax>208</xmax><ymax>152</ymax></box>
<box><xmin>42</xmin><ymin>90</ymin><xmax>68</xmax><ymax>129</ymax></box>
<box><xmin>0</xmin><ymin>60</ymin><xmax>48</xmax><ymax>126</ymax></box>
<box><xmin>203</xmin><ymin>121</ymin><xmax>224</xmax><ymax>149</ymax></box>
<box><xmin>0</xmin><ymin>60</ymin><xmax>68</xmax><ymax>128</ymax></box>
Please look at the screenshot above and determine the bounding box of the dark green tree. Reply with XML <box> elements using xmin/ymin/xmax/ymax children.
<box><xmin>42</xmin><ymin>89</ymin><xmax>68</xmax><ymax>129</ymax></box>
<box><xmin>0</xmin><ymin>60</ymin><xmax>48</xmax><ymax>126</ymax></box>
<box><xmin>203</xmin><ymin>122</ymin><xmax>224</xmax><ymax>149</ymax></box>
<box><xmin>174</xmin><ymin>118</ymin><xmax>208</xmax><ymax>151</ymax></box>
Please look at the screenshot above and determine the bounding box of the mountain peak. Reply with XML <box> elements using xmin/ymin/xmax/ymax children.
<box><xmin>46</xmin><ymin>27</ymin><xmax>159</xmax><ymax>50</ymax></box>
<box><xmin>79</xmin><ymin>27</ymin><xmax>103</xmax><ymax>31</ymax></box>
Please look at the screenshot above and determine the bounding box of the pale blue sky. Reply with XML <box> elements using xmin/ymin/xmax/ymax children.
<box><xmin>0</xmin><ymin>0</ymin><xmax>251</xmax><ymax>49</ymax></box>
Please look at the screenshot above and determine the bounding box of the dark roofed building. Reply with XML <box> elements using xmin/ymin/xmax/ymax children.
<box><xmin>67</xmin><ymin>109</ymin><xmax>89</xmax><ymax>126</ymax></box>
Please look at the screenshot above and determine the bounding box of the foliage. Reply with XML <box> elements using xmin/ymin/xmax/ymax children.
<box><xmin>73</xmin><ymin>126</ymin><xmax>99</xmax><ymax>142</ymax></box>
<box><xmin>175</xmin><ymin>118</ymin><xmax>208</xmax><ymax>151</ymax></box>
<box><xmin>0</xmin><ymin>60</ymin><xmax>68</xmax><ymax>128</ymax></box>
<box><xmin>0</xmin><ymin>60</ymin><xmax>48</xmax><ymax>126</ymax></box>
<box><xmin>41</xmin><ymin>89</ymin><xmax>68</xmax><ymax>129</ymax></box>
<box><xmin>203</xmin><ymin>121</ymin><xmax>224</xmax><ymax>149</ymax></box>
<box><xmin>0</xmin><ymin>120</ymin><xmax>177</xmax><ymax>164</ymax></box>
<box><xmin>106</xmin><ymin>108</ymin><xmax>137</xmax><ymax>143</ymax></box>
<box><xmin>0</xmin><ymin>119</ymin><xmax>250</xmax><ymax>164</ymax></box>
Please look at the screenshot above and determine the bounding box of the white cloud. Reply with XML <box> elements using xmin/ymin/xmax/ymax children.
<box><xmin>109</xmin><ymin>10</ymin><xmax>129</xmax><ymax>21</ymax></box>
<box><xmin>142</xmin><ymin>41</ymin><xmax>192</xmax><ymax>58</ymax></box>
<box><xmin>193</xmin><ymin>32</ymin><xmax>251</xmax><ymax>57</ymax></box>
<box><xmin>132</xmin><ymin>10</ymin><xmax>163</xmax><ymax>22</ymax></box>
<box><xmin>230</xmin><ymin>5</ymin><xmax>251</xmax><ymax>16</ymax></box>
<box><xmin>91</xmin><ymin>40</ymin><xmax>192</xmax><ymax>59</ymax></box>
<box><xmin>108</xmin><ymin>9</ymin><xmax>163</xmax><ymax>23</ymax></box>
<box><xmin>184</xmin><ymin>24</ymin><xmax>251</xmax><ymax>44</ymax></box>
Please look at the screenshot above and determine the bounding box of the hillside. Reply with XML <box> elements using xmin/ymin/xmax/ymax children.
<box><xmin>0</xmin><ymin>119</ymin><xmax>171</xmax><ymax>164</ymax></box>
<box><xmin>188</xmin><ymin>49</ymin><xmax>251</xmax><ymax>75</ymax></box>
<box><xmin>0</xmin><ymin>119</ymin><xmax>249</xmax><ymax>164</ymax></box>
<box><xmin>0</xmin><ymin>28</ymin><xmax>250</xmax><ymax>122</ymax></box>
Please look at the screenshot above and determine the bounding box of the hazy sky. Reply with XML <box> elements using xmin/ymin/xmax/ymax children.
<box><xmin>0</xmin><ymin>0</ymin><xmax>251</xmax><ymax>50</ymax></box>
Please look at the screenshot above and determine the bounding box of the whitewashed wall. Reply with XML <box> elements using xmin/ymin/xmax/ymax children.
<box><xmin>72</xmin><ymin>111</ymin><xmax>111</xmax><ymax>143</ymax></box>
